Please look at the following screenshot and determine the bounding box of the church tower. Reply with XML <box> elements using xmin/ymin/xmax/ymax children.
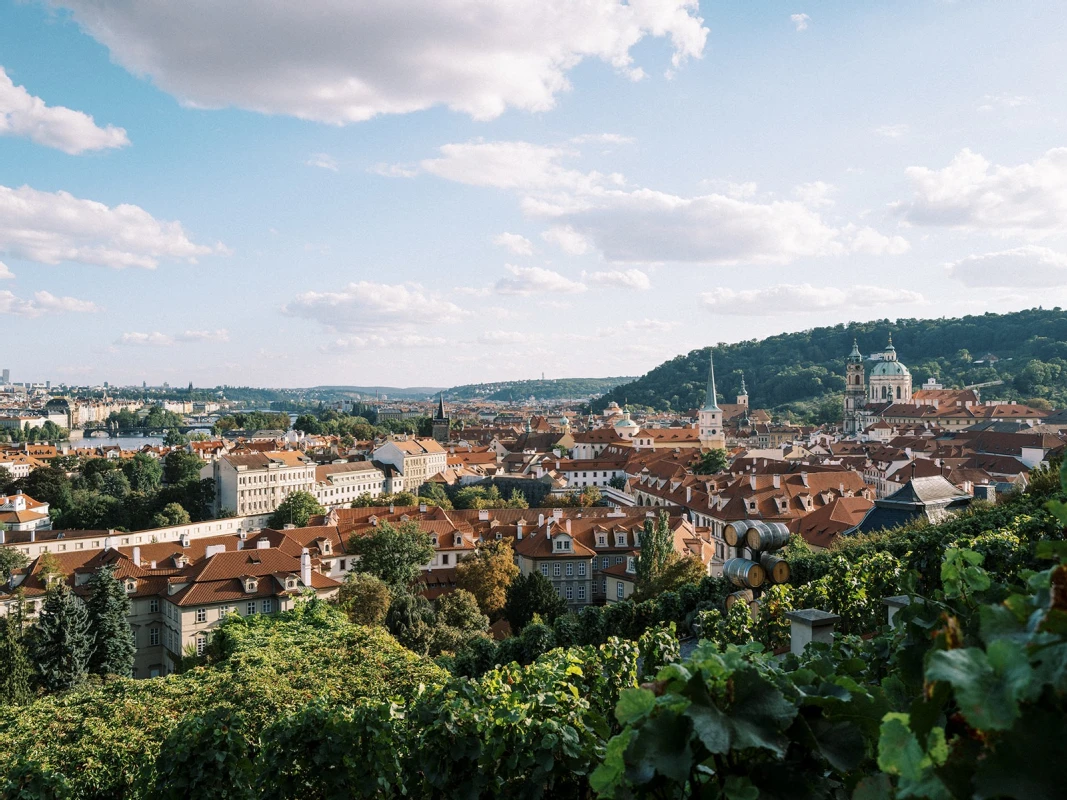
<box><xmin>843</xmin><ymin>339</ymin><xmax>865</xmax><ymax>436</ymax></box>
<box><xmin>736</xmin><ymin>372</ymin><xmax>749</xmax><ymax>407</ymax></box>
<box><xmin>699</xmin><ymin>350</ymin><xmax>726</xmax><ymax>450</ymax></box>
<box><xmin>432</xmin><ymin>393</ymin><xmax>450</xmax><ymax>443</ymax></box>
<box><xmin>867</xmin><ymin>334</ymin><xmax>912</xmax><ymax>404</ymax></box>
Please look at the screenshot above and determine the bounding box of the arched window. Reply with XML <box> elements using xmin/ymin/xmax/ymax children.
<box><xmin>896</xmin><ymin>386</ymin><xmax>902</xmax><ymax>399</ymax></box>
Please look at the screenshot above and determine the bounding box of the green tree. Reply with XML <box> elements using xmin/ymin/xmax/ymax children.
<box><xmin>85</xmin><ymin>566</ymin><xmax>135</xmax><ymax>677</ymax></box>
<box><xmin>503</xmin><ymin>572</ymin><xmax>568</xmax><ymax>633</ymax></box>
<box><xmin>334</xmin><ymin>572</ymin><xmax>392</xmax><ymax>626</ymax></box>
<box><xmin>99</xmin><ymin>469</ymin><xmax>131</xmax><ymax>499</ymax></box>
<box><xmin>163</xmin><ymin>429</ymin><xmax>189</xmax><ymax>447</ymax></box>
<box><xmin>693</xmin><ymin>448</ymin><xmax>729</xmax><ymax>475</ymax></box>
<box><xmin>0</xmin><ymin>466</ymin><xmax>12</xmax><ymax>492</ymax></box>
<box><xmin>0</xmin><ymin>548</ymin><xmax>28</xmax><ymax>581</ymax></box>
<box><xmin>0</xmin><ymin>596</ymin><xmax>31</xmax><ymax>705</ymax></box>
<box><xmin>151</xmin><ymin>502</ymin><xmax>192</xmax><ymax>529</ymax></box>
<box><xmin>124</xmin><ymin>453</ymin><xmax>163</xmax><ymax>493</ymax></box>
<box><xmin>455</xmin><ymin>539</ymin><xmax>519</xmax><ymax>619</ymax></box>
<box><xmin>431</xmin><ymin>589</ymin><xmax>489</xmax><ymax>654</ymax></box>
<box><xmin>10</xmin><ymin>466</ymin><xmax>73</xmax><ymax>515</ymax></box>
<box><xmin>30</xmin><ymin>584</ymin><xmax>92</xmax><ymax>692</ymax></box>
<box><xmin>163</xmin><ymin>449</ymin><xmax>204</xmax><ymax>485</ymax></box>
<box><xmin>634</xmin><ymin>510</ymin><xmax>673</xmax><ymax>597</ymax></box>
<box><xmin>268</xmin><ymin>491</ymin><xmax>325</xmax><ymax>529</ymax></box>
<box><xmin>506</xmin><ymin>488</ymin><xmax>529</xmax><ymax>509</ymax></box>
<box><xmin>633</xmin><ymin>554</ymin><xmax>707</xmax><ymax>602</ymax></box>
<box><xmin>349</xmin><ymin>520</ymin><xmax>434</xmax><ymax>591</ymax></box>
<box><xmin>418</xmin><ymin>481</ymin><xmax>453</xmax><ymax>509</ymax></box>
<box><xmin>384</xmin><ymin>592</ymin><xmax>436</xmax><ymax>654</ymax></box>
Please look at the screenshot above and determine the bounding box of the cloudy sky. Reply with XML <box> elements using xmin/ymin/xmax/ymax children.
<box><xmin>1</xmin><ymin>0</ymin><xmax>1065</xmax><ymax>388</ymax></box>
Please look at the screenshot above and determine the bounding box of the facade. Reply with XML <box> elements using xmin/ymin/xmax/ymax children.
<box><xmin>868</xmin><ymin>336</ymin><xmax>912</xmax><ymax>403</ymax></box>
<box><xmin>372</xmin><ymin>438</ymin><xmax>447</xmax><ymax>492</ymax></box>
<box><xmin>214</xmin><ymin>451</ymin><xmax>316</xmax><ymax>516</ymax></box>
<box><xmin>698</xmin><ymin>351</ymin><xmax>726</xmax><ymax>450</ymax></box>
<box><xmin>313</xmin><ymin>461</ymin><xmax>388</xmax><ymax>508</ymax></box>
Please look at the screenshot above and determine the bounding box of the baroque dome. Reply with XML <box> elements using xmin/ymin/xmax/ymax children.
<box><xmin>870</xmin><ymin>359</ymin><xmax>911</xmax><ymax>377</ymax></box>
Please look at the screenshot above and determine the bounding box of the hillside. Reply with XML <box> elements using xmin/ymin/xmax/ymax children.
<box><xmin>597</xmin><ymin>307</ymin><xmax>1067</xmax><ymax>413</ymax></box>
<box><xmin>445</xmin><ymin>376</ymin><xmax>635</xmax><ymax>402</ymax></box>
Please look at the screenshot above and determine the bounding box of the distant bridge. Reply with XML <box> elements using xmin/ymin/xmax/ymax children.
<box><xmin>72</xmin><ymin>423</ymin><xmax>214</xmax><ymax>438</ymax></box>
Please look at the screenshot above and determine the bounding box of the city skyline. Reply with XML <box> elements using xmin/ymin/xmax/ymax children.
<box><xmin>2</xmin><ymin>0</ymin><xmax>1066</xmax><ymax>387</ymax></box>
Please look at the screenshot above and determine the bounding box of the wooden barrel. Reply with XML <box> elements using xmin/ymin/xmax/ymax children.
<box><xmin>723</xmin><ymin>558</ymin><xmax>765</xmax><ymax>589</ymax></box>
<box><xmin>746</xmin><ymin>521</ymin><xmax>791</xmax><ymax>552</ymax></box>
<box><xmin>723</xmin><ymin>520</ymin><xmax>752</xmax><ymax>547</ymax></box>
<box><xmin>760</xmin><ymin>553</ymin><xmax>791</xmax><ymax>584</ymax></box>
<box><xmin>725</xmin><ymin>589</ymin><xmax>753</xmax><ymax>609</ymax></box>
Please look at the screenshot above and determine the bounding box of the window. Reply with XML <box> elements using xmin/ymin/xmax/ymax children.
<box><xmin>614</xmin><ymin>556</ymin><xmax>623</xmax><ymax>565</ymax></box>
<box><xmin>565</xmin><ymin>586</ymin><xmax>573</xmax><ymax>600</ymax></box>
<box><xmin>442</xmin><ymin>554</ymin><xmax>450</xmax><ymax>565</ymax></box>
<box><xmin>339</xmin><ymin>559</ymin><xmax>347</xmax><ymax>570</ymax></box>
<box><xmin>553</xmin><ymin>564</ymin><xmax>561</xmax><ymax>577</ymax></box>
<box><xmin>603</xmin><ymin>579</ymin><xmax>608</xmax><ymax>593</ymax></box>
<box><xmin>597</xmin><ymin>535</ymin><xmax>605</xmax><ymax>546</ymax></box>
<box><xmin>195</xmin><ymin>608</ymin><xmax>206</xmax><ymax>623</ymax></box>
<box><xmin>196</xmin><ymin>636</ymin><xmax>207</xmax><ymax>656</ymax></box>
<box><xmin>578</xmin><ymin>585</ymin><xmax>586</xmax><ymax>600</ymax></box>
<box><xmin>149</xmin><ymin>627</ymin><xmax>159</xmax><ymax>646</ymax></box>
<box><xmin>601</xmin><ymin>557</ymin><xmax>609</xmax><ymax>569</ymax></box>
<box><xmin>262</xmin><ymin>598</ymin><xmax>273</xmax><ymax>613</ymax></box>
<box><xmin>578</xmin><ymin>562</ymin><xmax>586</xmax><ymax>577</ymax></box>
<box><xmin>149</xmin><ymin>599</ymin><xmax>159</xmax><ymax>613</ymax></box>
<box><xmin>565</xmin><ymin>563</ymin><xmax>573</xmax><ymax>577</ymax></box>
<box><xmin>540</xmin><ymin>564</ymin><xmax>549</xmax><ymax>577</ymax></box>
<box><xmin>246</xmin><ymin>601</ymin><xmax>257</xmax><ymax>616</ymax></box>
<box><xmin>617</xmin><ymin>582</ymin><xmax>625</xmax><ymax>599</ymax></box>
<box><xmin>218</xmin><ymin>606</ymin><xmax>230</xmax><ymax>619</ymax></box>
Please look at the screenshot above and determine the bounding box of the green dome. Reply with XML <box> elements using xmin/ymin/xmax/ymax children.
<box><xmin>870</xmin><ymin>360</ymin><xmax>911</xmax><ymax>377</ymax></box>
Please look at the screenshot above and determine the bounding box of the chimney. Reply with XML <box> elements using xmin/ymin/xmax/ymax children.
<box><xmin>565</xmin><ymin>519</ymin><xmax>571</xmax><ymax>534</ymax></box>
<box><xmin>419</xmin><ymin>502</ymin><xmax>427</xmax><ymax>513</ymax></box>
<box><xmin>478</xmin><ymin>509</ymin><xmax>489</xmax><ymax>521</ymax></box>
<box><xmin>772</xmin><ymin>475</ymin><xmax>780</xmax><ymax>489</ymax></box>
<box><xmin>133</xmin><ymin>546</ymin><xmax>141</xmax><ymax>567</ymax></box>
<box><xmin>257</xmin><ymin>538</ymin><xmax>271</xmax><ymax>550</ymax></box>
<box><xmin>537</xmin><ymin>513</ymin><xmax>545</xmax><ymax>527</ymax></box>
<box><xmin>749</xmin><ymin>474</ymin><xmax>757</xmax><ymax>490</ymax></box>
<box><xmin>516</xmin><ymin>520</ymin><xmax>524</xmax><ymax>540</ymax></box>
<box><xmin>545</xmin><ymin>521</ymin><xmax>552</xmax><ymax>540</ymax></box>
<box><xmin>0</xmin><ymin>530</ymin><xmax>5</xmax><ymax>545</ymax></box>
<box><xmin>301</xmin><ymin>548</ymin><xmax>312</xmax><ymax>587</ymax></box>
<box><xmin>686</xmin><ymin>486</ymin><xmax>692</xmax><ymax>502</ymax></box>
<box><xmin>180</xmin><ymin>533</ymin><xmax>190</xmax><ymax>548</ymax></box>
<box><xmin>553</xmin><ymin>508</ymin><xmax>563</xmax><ymax>520</ymax></box>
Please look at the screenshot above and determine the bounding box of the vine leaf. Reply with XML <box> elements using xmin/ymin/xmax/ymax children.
<box><xmin>615</xmin><ymin>688</ymin><xmax>656</xmax><ymax>726</ymax></box>
<box><xmin>926</xmin><ymin>642</ymin><xmax>1032</xmax><ymax>731</ymax></box>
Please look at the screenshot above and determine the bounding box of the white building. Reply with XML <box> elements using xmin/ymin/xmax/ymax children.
<box><xmin>214</xmin><ymin>451</ymin><xmax>316</xmax><ymax>516</ymax></box>
<box><xmin>313</xmin><ymin>461</ymin><xmax>390</xmax><ymax>508</ymax></box>
<box><xmin>372</xmin><ymin>438</ymin><xmax>447</xmax><ymax>492</ymax></box>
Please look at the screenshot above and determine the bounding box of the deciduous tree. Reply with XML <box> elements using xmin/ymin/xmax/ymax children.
<box><xmin>268</xmin><ymin>491</ymin><xmax>325</xmax><ymax>529</ymax></box>
<box><xmin>335</xmin><ymin>572</ymin><xmax>391</xmax><ymax>627</ymax></box>
<box><xmin>349</xmin><ymin>520</ymin><xmax>434</xmax><ymax>591</ymax></box>
<box><xmin>503</xmin><ymin>572</ymin><xmax>567</xmax><ymax>633</ymax></box>
<box><xmin>455</xmin><ymin>539</ymin><xmax>519</xmax><ymax>619</ymax></box>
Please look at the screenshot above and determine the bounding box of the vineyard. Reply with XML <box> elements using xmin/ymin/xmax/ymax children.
<box><xmin>2</xmin><ymin>467</ymin><xmax>1066</xmax><ymax>799</ymax></box>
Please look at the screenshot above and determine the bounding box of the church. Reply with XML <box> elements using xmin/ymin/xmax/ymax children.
<box><xmin>842</xmin><ymin>336</ymin><xmax>913</xmax><ymax>435</ymax></box>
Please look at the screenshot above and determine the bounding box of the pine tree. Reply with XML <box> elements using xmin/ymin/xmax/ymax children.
<box><xmin>31</xmin><ymin>583</ymin><xmax>92</xmax><ymax>692</ymax></box>
<box><xmin>0</xmin><ymin>594</ymin><xmax>32</xmax><ymax>705</ymax></box>
<box><xmin>86</xmin><ymin>566</ymin><xmax>135</xmax><ymax>677</ymax></box>
<box><xmin>634</xmin><ymin>510</ymin><xmax>673</xmax><ymax>594</ymax></box>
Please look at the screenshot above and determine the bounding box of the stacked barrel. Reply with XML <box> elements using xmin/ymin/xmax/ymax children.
<box><xmin>721</xmin><ymin>521</ymin><xmax>792</xmax><ymax>615</ymax></box>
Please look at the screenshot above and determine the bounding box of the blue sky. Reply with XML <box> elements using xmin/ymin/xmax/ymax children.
<box><xmin>1</xmin><ymin>0</ymin><xmax>1065</xmax><ymax>388</ymax></box>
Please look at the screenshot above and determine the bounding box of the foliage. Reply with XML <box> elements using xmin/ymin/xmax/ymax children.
<box><xmin>212</xmin><ymin>411</ymin><xmax>292</xmax><ymax>435</ymax></box>
<box><xmin>693</xmin><ymin>447</ymin><xmax>729</xmax><ymax>475</ymax></box>
<box><xmin>85</xmin><ymin>566</ymin><xmax>136</xmax><ymax>677</ymax></box>
<box><xmin>151</xmin><ymin>501</ymin><xmax>191</xmax><ymax>528</ymax></box>
<box><xmin>348</xmin><ymin>520</ymin><xmax>434</xmax><ymax>591</ymax></box>
<box><xmin>454</xmin><ymin>538</ymin><xmax>520</xmax><ymax>619</ymax></box>
<box><xmin>28</xmin><ymin>584</ymin><xmax>92</xmax><ymax>692</ymax></box>
<box><xmin>0</xmin><ymin>548</ymin><xmax>28</xmax><ymax>581</ymax></box>
<box><xmin>416</xmin><ymin>480</ymin><xmax>453</xmax><ymax>509</ymax></box>
<box><xmin>452</xmin><ymin>484</ymin><xmax>530</xmax><ymax>510</ymax></box>
<box><xmin>334</xmin><ymin>572</ymin><xmax>392</xmax><ymax>626</ymax></box>
<box><xmin>431</xmin><ymin>589</ymin><xmax>490</xmax><ymax>654</ymax></box>
<box><xmin>268</xmin><ymin>490</ymin><xmax>325</xmax><ymax>529</ymax></box>
<box><xmin>162</xmin><ymin>449</ymin><xmax>205</xmax><ymax>485</ymax></box>
<box><xmin>0</xmin><ymin>601</ymin><xmax>31</xmax><ymax>705</ymax></box>
<box><xmin>384</xmin><ymin>592</ymin><xmax>436</xmax><ymax>654</ymax></box>
<box><xmin>504</xmin><ymin>571</ymin><xmax>569</xmax><ymax>633</ymax></box>
<box><xmin>633</xmin><ymin>510</ymin><xmax>673</xmax><ymax>598</ymax></box>
<box><xmin>152</xmin><ymin>707</ymin><xmax>255</xmax><ymax>800</ymax></box>
<box><xmin>446</xmin><ymin>376</ymin><xmax>634</xmax><ymax>401</ymax></box>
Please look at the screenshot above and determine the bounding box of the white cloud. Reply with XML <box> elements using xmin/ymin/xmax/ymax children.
<box><xmin>790</xmin><ymin>13</ymin><xmax>810</xmax><ymax>31</ymax></box>
<box><xmin>0</xmin><ymin>66</ymin><xmax>129</xmax><ymax>154</ymax></box>
<box><xmin>51</xmin><ymin>0</ymin><xmax>707</xmax><ymax>123</ymax></box>
<box><xmin>701</xmin><ymin>283</ymin><xmax>924</xmax><ymax>316</ymax></box>
<box><xmin>845</xmin><ymin>226</ymin><xmax>910</xmax><ymax>255</ymax></box>
<box><xmin>977</xmin><ymin>93</ymin><xmax>1035</xmax><ymax>112</ymax></box>
<box><xmin>946</xmin><ymin>246</ymin><xmax>1067</xmax><ymax>288</ymax></box>
<box><xmin>896</xmin><ymin>147</ymin><xmax>1067</xmax><ymax>236</ymax></box>
<box><xmin>793</xmin><ymin>181</ymin><xmax>835</xmax><ymax>207</ymax></box>
<box><xmin>0</xmin><ymin>183</ymin><xmax>219</xmax><ymax>268</ymax></box>
<box><xmin>494</xmin><ymin>264</ymin><xmax>586</xmax><ymax>295</ymax></box>
<box><xmin>0</xmin><ymin>290</ymin><xmax>100</xmax><ymax>318</ymax></box>
<box><xmin>541</xmin><ymin>225</ymin><xmax>592</xmax><ymax>255</ymax></box>
<box><xmin>418</xmin><ymin>139</ymin><xmax>905</xmax><ymax>266</ymax></box>
<box><xmin>321</xmin><ymin>334</ymin><xmax>447</xmax><ymax>352</ymax></box>
<box><xmin>493</xmin><ymin>232</ymin><xmax>534</xmax><ymax>256</ymax></box>
<box><xmin>477</xmin><ymin>330</ymin><xmax>530</xmax><ymax>345</ymax></box>
<box><xmin>585</xmin><ymin>268</ymin><xmax>651</xmax><ymax>290</ymax></box>
<box><xmin>569</xmin><ymin>133</ymin><xmax>635</xmax><ymax>145</ymax></box>
<box><xmin>306</xmin><ymin>153</ymin><xmax>338</xmax><ymax>171</ymax></box>
<box><xmin>283</xmin><ymin>280</ymin><xmax>468</xmax><ymax>330</ymax></box>
<box><xmin>117</xmin><ymin>328</ymin><xmax>229</xmax><ymax>346</ymax></box>
<box><xmin>874</xmin><ymin>124</ymin><xmax>909</xmax><ymax>138</ymax></box>
<box><xmin>0</xmin><ymin>261</ymin><xmax>12</xmax><ymax>280</ymax></box>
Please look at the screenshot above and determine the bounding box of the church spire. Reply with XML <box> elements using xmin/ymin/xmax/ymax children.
<box><xmin>702</xmin><ymin>350</ymin><xmax>721</xmax><ymax>412</ymax></box>
<box><xmin>848</xmin><ymin>337</ymin><xmax>863</xmax><ymax>363</ymax></box>
<box><xmin>740</xmin><ymin>371</ymin><xmax>747</xmax><ymax>395</ymax></box>
<box><xmin>436</xmin><ymin>392</ymin><xmax>445</xmax><ymax>420</ymax></box>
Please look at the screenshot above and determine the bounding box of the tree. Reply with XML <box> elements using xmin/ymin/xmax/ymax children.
<box><xmin>151</xmin><ymin>502</ymin><xmax>192</xmax><ymax>529</ymax></box>
<box><xmin>506</xmin><ymin>488</ymin><xmax>529</xmax><ymax>509</ymax></box>
<box><xmin>99</xmin><ymin>470</ymin><xmax>131</xmax><ymax>499</ymax></box>
<box><xmin>349</xmin><ymin>521</ymin><xmax>434</xmax><ymax>591</ymax></box>
<box><xmin>124</xmin><ymin>453</ymin><xmax>163</xmax><ymax>493</ymax></box>
<box><xmin>163</xmin><ymin>450</ymin><xmax>204</xmax><ymax>485</ymax></box>
<box><xmin>30</xmin><ymin>583</ymin><xmax>92</xmax><ymax>692</ymax></box>
<box><xmin>633</xmin><ymin>554</ymin><xmax>707</xmax><ymax>602</ymax></box>
<box><xmin>431</xmin><ymin>589</ymin><xmax>489</xmax><ymax>654</ymax></box>
<box><xmin>335</xmin><ymin>572</ymin><xmax>392</xmax><ymax>626</ymax></box>
<box><xmin>268</xmin><ymin>491</ymin><xmax>325</xmax><ymax>529</ymax></box>
<box><xmin>10</xmin><ymin>466</ymin><xmax>73</xmax><ymax>514</ymax></box>
<box><xmin>417</xmin><ymin>481</ymin><xmax>453</xmax><ymax>509</ymax></box>
<box><xmin>634</xmin><ymin>510</ymin><xmax>673</xmax><ymax>597</ymax></box>
<box><xmin>0</xmin><ymin>548</ymin><xmax>28</xmax><ymax>581</ymax></box>
<box><xmin>455</xmin><ymin>540</ymin><xmax>519</xmax><ymax>619</ymax></box>
<box><xmin>693</xmin><ymin>448</ymin><xmax>729</xmax><ymax>475</ymax></box>
<box><xmin>608</xmin><ymin>475</ymin><xmax>627</xmax><ymax>490</ymax></box>
<box><xmin>384</xmin><ymin>592</ymin><xmax>436</xmax><ymax>654</ymax></box>
<box><xmin>503</xmin><ymin>572</ymin><xmax>567</xmax><ymax>633</ymax></box>
<box><xmin>0</xmin><ymin>596</ymin><xmax>31</xmax><ymax>704</ymax></box>
<box><xmin>163</xmin><ymin>429</ymin><xmax>189</xmax><ymax>447</ymax></box>
<box><xmin>86</xmin><ymin>566</ymin><xmax>135</xmax><ymax>677</ymax></box>
<box><xmin>0</xmin><ymin>466</ymin><xmax>12</xmax><ymax>492</ymax></box>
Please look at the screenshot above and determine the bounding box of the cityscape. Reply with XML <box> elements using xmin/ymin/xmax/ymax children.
<box><xmin>1</xmin><ymin>1</ymin><xmax>1065</xmax><ymax>797</ymax></box>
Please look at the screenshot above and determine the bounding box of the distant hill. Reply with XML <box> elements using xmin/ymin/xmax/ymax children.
<box><xmin>597</xmin><ymin>308</ymin><xmax>1067</xmax><ymax>414</ymax></box>
<box><xmin>308</xmin><ymin>385</ymin><xmax>445</xmax><ymax>401</ymax></box>
<box><xmin>446</xmin><ymin>377</ymin><xmax>635</xmax><ymax>402</ymax></box>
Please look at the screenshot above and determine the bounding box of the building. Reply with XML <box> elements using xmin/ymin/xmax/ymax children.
<box><xmin>846</xmin><ymin>476</ymin><xmax>971</xmax><ymax>534</ymax></box>
<box><xmin>214</xmin><ymin>451</ymin><xmax>316</xmax><ymax>517</ymax></box>
<box><xmin>0</xmin><ymin>492</ymin><xmax>51</xmax><ymax>532</ymax></box>
<box><xmin>843</xmin><ymin>336</ymin><xmax>914</xmax><ymax>435</ymax></box>
<box><xmin>698</xmin><ymin>351</ymin><xmax>726</xmax><ymax>450</ymax></box>
<box><xmin>313</xmin><ymin>461</ymin><xmax>389</xmax><ymax>508</ymax></box>
<box><xmin>843</xmin><ymin>339</ymin><xmax>865</xmax><ymax>435</ymax></box>
<box><xmin>867</xmin><ymin>336</ymin><xmax>912</xmax><ymax>404</ymax></box>
<box><xmin>372</xmin><ymin>438</ymin><xmax>447</xmax><ymax>492</ymax></box>
<box><xmin>432</xmin><ymin>394</ymin><xmax>450</xmax><ymax>443</ymax></box>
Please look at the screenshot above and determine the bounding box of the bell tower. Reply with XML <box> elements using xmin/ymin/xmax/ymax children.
<box><xmin>699</xmin><ymin>350</ymin><xmax>726</xmax><ymax>449</ymax></box>
<box><xmin>736</xmin><ymin>372</ymin><xmax>749</xmax><ymax>407</ymax></box>
<box><xmin>843</xmin><ymin>339</ymin><xmax>865</xmax><ymax>435</ymax></box>
<box><xmin>432</xmin><ymin>393</ymin><xmax>450</xmax><ymax>443</ymax></box>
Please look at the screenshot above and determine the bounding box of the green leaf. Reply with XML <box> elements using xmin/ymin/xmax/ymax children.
<box><xmin>877</xmin><ymin>714</ymin><xmax>925</xmax><ymax>780</ymax></box>
<box><xmin>1035</xmin><ymin>539</ymin><xmax>1067</xmax><ymax>562</ymax></box>
<box><xmin>724</xmin><ymin>775</ymin><xmax>760</xmax><ymax>800</ymax></box>
<box><xmin>852</xmin><ymin>774</ymin><xmax>892</xmax><ymax>800</ymax></box>
<box><xmin>810</xmin><ymin>718</ymin><xmax>866</xmax><ymax>773</ymax></box>
<box><xmin>684</xmin><ymin>702</ymin><xmax>731</xmax><ymax>754</ymax></box>
<box><xmin>627</xmin><ymin>711</ymin><xmax>693</xmax><ymax>784</ymax></box>
<box><xmin>615</xmin><ymin>688</ymin><xmax>656</xmax><ymax>726</ymax></box>
<box><xmin>589</xmin><ymin>729</ymin><xmax>635</xmax><ymax>799</ymax></box>
<box><xmin>926</xmin><ymin>643</ymin><xmax>1032</xmax><ymax>731</ymax></box>
<box><xmin>728</xmin><ymin>668</ymin><xmax>796</xmax><ymax>756</ymax></box>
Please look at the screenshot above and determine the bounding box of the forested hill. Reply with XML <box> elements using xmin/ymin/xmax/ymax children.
<box><xmin>446</xmin><ymin>377</ymin><xmax>634</xmax><ymax>402</ymax></box>
<box><xmin>597</xmin><ymin>307</ymin><xmax>1067</xmax><ymax>413</ymax></box>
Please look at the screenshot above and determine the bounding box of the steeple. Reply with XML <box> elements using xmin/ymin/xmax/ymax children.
<box><xmin>884</xmin><ymin>334</ymin><xmax>897</xmax><ymax>361</ymax></box>
<box><xmin>740</xmin><ymin>372</ymin><xmax>747</xmax><ymax>396</ymax></box>
<box><xmin>848</xmin><ymin>338</ymin><xmax>863</xmax><ymax>363</ymax></box>
<box><xmin>736</xmin><ymin>371</ymin><xmax>749</xmax><ymax>408</ymax></box>
<box><xmin>702</xmin><ymin>350</ymin><xmax>721</xmax><ymax>412</ymax></box>
<box><xmin>436</xmin><ymin>392</ymin><xmax>445</xmax><ymax>420</ymax></box>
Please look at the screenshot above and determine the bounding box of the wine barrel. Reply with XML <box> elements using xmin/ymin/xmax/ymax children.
<box><xmin>725</xmin><ymin>589</ymin><xmax>753</xmax><ymax>609</ymax></box>
<box><xmin>760</xmin><ymin>553</ymin><xmax>791</xmax><ymax>584</ymax></box>
<box><xmin>723</xmin><ymin>520</ymin><xmax>752</xmax><ymax>547</ymax></box>
<box><xmin>746</xmin><ymin>521</ymin><xmax>791</xmax><ymax>552</ymax></box>
<box><xmin>722</xmin><ymin>558</ymin><xmax>765</xmax><ymax>589</ymax></box>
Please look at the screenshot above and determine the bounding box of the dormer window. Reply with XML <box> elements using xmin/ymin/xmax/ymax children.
<box><xmin>432</xmin><ymin>535</ymin><xmax>438</xmax><ymax>546</ymax></box>
<box><xmin>321</xmin><ymin>540</ymin><xmax>332</xmax><ymax>555</ymax></box>
<box><xmin>454</xmin><ymin>534</ymin><xmax>463</xmax><ymax>547</ymax></box>
<box><xmin>626</xmin><ymin>556</ymin><xmax>636</xmax><ymax>573</ymax></box>
<box><xmin>285</xmin><ymin>577</ymin><xmax>296</xmax><ymax>590</ymax></box>
<box><xmin>597</xmin><ymin>534</ymin><xmax>606</xmax><ymax>546</ymax></box>
<box><xmin>125</xmin><ymin>579</ymin><xmax>137</xmax><ymax>593</ymax></box>
<box><xmin>244</xmin><ymin>578</ymin><xmax>258</xmax><ymax>593</ymax></box>
<box><xmin>616</xmin><ymin>533</ymin><xmax>626</xmax><ymax>546</ymax></box>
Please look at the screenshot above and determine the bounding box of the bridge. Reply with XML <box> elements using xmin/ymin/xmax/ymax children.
<box><xmin>72</xmin><ymin>424</ymin><xmax>215</xmax><ymax>439</ymax></box>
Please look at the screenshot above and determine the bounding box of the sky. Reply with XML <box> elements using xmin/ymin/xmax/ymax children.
<box><xmin>1</xmin><ymin>0</ymin><xmax>1066</xmax><ymax>389</ymax></box>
